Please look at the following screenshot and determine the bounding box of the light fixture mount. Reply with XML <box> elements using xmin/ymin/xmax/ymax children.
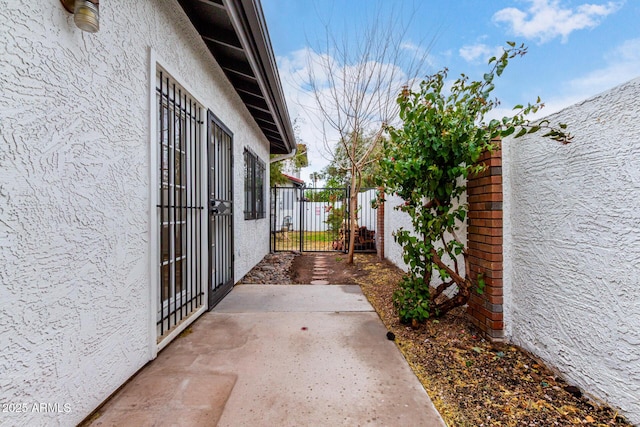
<box><xmin>60</xmin><ymin>0</ymin><xmax>75</xmax><ymax>13</ymax></box>
<box><xmin>60</xmin><ymin>0</ymin><xmax>100</xmax><ymax>33</ymax></box>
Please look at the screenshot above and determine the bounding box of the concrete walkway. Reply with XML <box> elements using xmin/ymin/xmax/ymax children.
<box><xmin>88</xmin><ymin>285</ymin><xmax>445</xmax><ymax>426</ymax></box>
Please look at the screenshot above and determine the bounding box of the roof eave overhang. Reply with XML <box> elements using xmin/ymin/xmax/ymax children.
<box><xmin>177</xmin><ymin>0</ymin><xmax>296</xmax><ymax>154</ymax></box>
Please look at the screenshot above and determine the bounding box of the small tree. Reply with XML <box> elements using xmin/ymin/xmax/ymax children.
<box><xmin>305</xmin><ymin>7</ymin><xmax>433</xmax><ymax>263</ymax></box>
<box><xmin>380</xmin><ymin>43</ymin><xmax>570</xmax><ymax>324</ymax></box>
<box><xmin>321</xmin><ymin>132</ymin><xmax>383</xmax><ymax>189</ymax></box>
<box><xmin>325</xmin><ymin>205</ymin><xmax>346</xmax><ymax>241</ymax></box>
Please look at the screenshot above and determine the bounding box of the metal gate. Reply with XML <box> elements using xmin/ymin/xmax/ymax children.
<box><xmin>271</xmin><ymin>187</ymin><xmax>378</xmax><ymax>253</ymax></box>
<box><xmin>207</xmin><ymin>111</ymin><xmax>234</xmax><ymax>309</ymax></box>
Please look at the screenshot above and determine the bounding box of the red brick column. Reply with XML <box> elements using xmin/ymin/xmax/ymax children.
<box><xmin>466</xmin><ymin>142</ymin><xmax>504</xmax><ymax>340</ymax></box>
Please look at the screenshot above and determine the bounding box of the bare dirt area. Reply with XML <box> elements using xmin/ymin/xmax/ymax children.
<box><xmin>290</xmin><ymin>252</ymin><xmax>368</xmax><ymax>284</ymax></box>
<box><xmin>245</xmin><ymin>251</ymin><xmax>632</xmax><ymax>426</ymax></box>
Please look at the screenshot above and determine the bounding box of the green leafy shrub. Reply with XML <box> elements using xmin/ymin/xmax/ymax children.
<box><xmin>381</xmin><ymin>42</ymin><xmax>570</xmax><ymax>323</ymax></box>
<box><xmin>325</xmin><ymin>205</ymin><xmax>345</xmax><ymax>240</ymax></box>
<box><xmin>393</xmin><ymin>275</ymin><xmax>431</xmax><ymax>324</ymax></box>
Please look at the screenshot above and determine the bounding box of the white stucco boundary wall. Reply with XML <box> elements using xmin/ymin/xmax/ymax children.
<box><xmin>0</xmin><ymin>1</ymin><xmax>271</xmax><ymax>425</ymax></box>
<box><xmin>384</xmin><ymin>191</ymin><xmax>467</xmax><ymax>285</ymax></box>
<box><xmin>503</xmin><ymin>77</ymin><xmax>640</xmax><ymax>424</ymax></box>
<box><xmin>384</xmin><ymin>194</ymin><xmax>413</xmax><ymax>272</ymax></box>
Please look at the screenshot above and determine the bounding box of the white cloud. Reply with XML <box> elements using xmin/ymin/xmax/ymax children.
<box><xmin>400</xmin><ymin>41</ymin><xmax>421</xmax><ymax>53</ymax></box>
<box><xmin>459</xmin><ymin>43</ymin><xmax>504</xmax><ymax>63</ymax></box>
<box><xmin>516</xmin><ymin>37</ymin><xmax>640</xmax><ymax>120</ymax></box>
<box><xmin>401</xmin><ymin>41</ymin><xmax>436</xmax><ymax>67</ymax></box>
<box><xmin>493</xmin><ymin>0</ymin><xmax>623</xmax><ymax>44</ymax></box>
<box><xmin>276</xmin><ymin>49</ymin><xmax>337</xmax><ymax>181</ymax></box>
<box><xmin>479</xmin><ymin>37</ymin><xmax>640</xmax><ymax>125</ymax></box>
<box><xmin>565</xmin><ymin>37</ymin><xmax>640</xmax><ymax>97</ymax></box>
<box><xmin>276</xmin><ymin>45</ymin><xmax>427</xmax><ymax>184</ymax></box>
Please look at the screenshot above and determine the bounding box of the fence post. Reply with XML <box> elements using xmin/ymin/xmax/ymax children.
<box><xmin>377</xmin><ymin>188</ymin><xmax>385</xmax><ymax>260</ymax></box>
<box><xmin>467</xmin><ymin>140</ymin><xmax>504</xmax><ymax>341</ymax></box>
<box><xmin>299</xmin><ymin>186</ymin><xmax>304</xmax><ymax>251</ymax></box>
<box><xmin>271</xmin><ymin>186</ymin><xmax>275</xmax><ymax>252</ymax></box>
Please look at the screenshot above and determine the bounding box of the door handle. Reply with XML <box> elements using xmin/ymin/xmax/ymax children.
<box><xmin>210</xmin><ymin>200</ymin><xmax>219</xmax><ymax>214</ymax></box>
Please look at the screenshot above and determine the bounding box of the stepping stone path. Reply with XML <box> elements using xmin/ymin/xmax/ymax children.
<box><xmin>310</xmin><ymin>254</ymin><xmax>330</xmax><ymax>285</ymax></box>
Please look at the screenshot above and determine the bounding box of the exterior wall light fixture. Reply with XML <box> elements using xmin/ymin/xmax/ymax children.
<box><xmin>60</xmin><ymin>0</ymin><xmax>100</xmax><ymax>33</ymax></box>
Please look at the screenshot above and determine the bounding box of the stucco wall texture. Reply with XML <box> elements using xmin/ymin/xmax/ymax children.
<box><xmin>0</xmin><ymin>1</ymin><xmax>271</xmax><ymax>425</ymax></box>
<box><xmin>503</xmin><ymin>77</ymin><xmax>640</xmax><ymax>424</ymax></box>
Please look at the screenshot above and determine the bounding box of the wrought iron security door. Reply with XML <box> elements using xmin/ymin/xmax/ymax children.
<box><xmin>157</xmin><ymin>71</ymin><xmax>205</xmax><ymax>339</ymax></box>
<box><xmin>207</xmin><ymin>111</ymin><xmax>234</xmax><ymax>309</ymax></box>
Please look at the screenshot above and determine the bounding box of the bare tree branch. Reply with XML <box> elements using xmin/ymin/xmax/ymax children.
<box><xmin>305</xmin><ymin>5</ymin><xmax>435</xmax><ymax>262</ymax></box>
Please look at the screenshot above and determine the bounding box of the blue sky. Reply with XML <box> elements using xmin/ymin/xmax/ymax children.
<box><xmin>262</xmin><ymin>0</ymin><xmax>640</xmax><ymax>183</ymax></box>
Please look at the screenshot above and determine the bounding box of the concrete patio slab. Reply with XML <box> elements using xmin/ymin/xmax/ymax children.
<box><xmin>214</xmin><ymin>284</ymin><xmax>372</xmax><ymax>313</ymax></box>
<box><xmin>86</xmin><ymin>285</ymin><xmax>445</xmax><ymax>427</ymax></box>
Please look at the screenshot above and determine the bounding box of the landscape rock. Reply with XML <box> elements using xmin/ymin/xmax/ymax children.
<box><xmin>238</xmin><ymin>252</ymin><xmax>297</xmax><ymax>284</ymax></box>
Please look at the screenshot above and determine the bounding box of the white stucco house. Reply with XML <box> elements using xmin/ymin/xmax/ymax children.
<box><xmin>0</xmin><ymin>0</ymin><xmax>295</xmax><ymax>425</ymax></box>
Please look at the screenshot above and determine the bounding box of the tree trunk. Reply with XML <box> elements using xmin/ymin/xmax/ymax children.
<box><xmin>347</xmin><ymin>170</ymin><xmax>358</xmax><ymax>264</ymax></box>
<box><xmin>429</xmin><ymin>248</ymin><xmax>472</xmax><ymax>316</ymax></box>
<box><xmin>433</xmin><ymin>282</ymin><xmax>471</xmax><ymax>317</ymax></box>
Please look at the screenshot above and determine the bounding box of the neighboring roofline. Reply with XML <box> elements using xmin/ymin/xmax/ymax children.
<box><xmin>282</xmin><ymin>173</ymin><xmax>305</xmax><ymax>186</ymax></box>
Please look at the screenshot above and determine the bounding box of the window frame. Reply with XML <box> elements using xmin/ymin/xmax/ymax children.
<box><xmin>244</xmin><ymin>148</ymin><xmax>266</xmax><ymax>220</ymax></box>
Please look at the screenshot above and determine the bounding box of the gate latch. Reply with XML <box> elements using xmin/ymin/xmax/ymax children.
<box><xmin>210</xmin><ymin>200</ymin><xmax>219</xmax><ymax>214</ymax></box>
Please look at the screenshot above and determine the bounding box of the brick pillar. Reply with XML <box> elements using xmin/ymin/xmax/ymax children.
<box><xmin>467</xmin><ymin>142</ymin><xmax>504</xmax><ymax>340</ymax></box>
<box><xmin>377</xmin><ymin>188</ymin><xmax>385</xmax><ymax>260</ymax></box>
